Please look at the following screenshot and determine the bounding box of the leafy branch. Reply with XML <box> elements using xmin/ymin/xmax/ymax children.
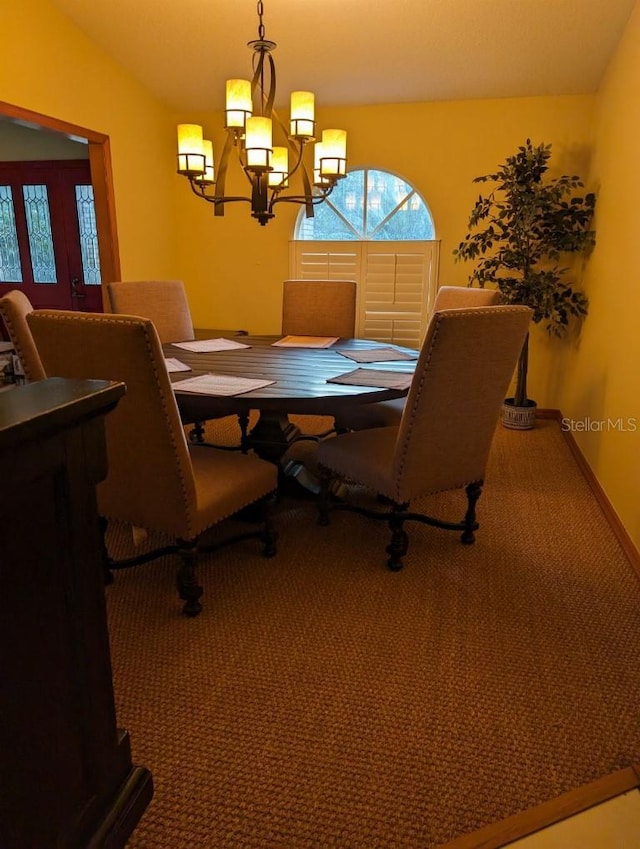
<box><xmin>454</xmin><ymin>140</ymin><xmax>595</xmax><ymax>405</ymax></box>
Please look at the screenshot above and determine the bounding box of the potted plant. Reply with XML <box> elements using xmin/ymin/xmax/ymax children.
<box><xmin>453</xmin><ymin>139</ymin><xmax>596</xmax><ymax>429</ymax></box>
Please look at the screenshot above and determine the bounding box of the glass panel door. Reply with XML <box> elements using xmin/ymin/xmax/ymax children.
<box><xmin>0</xmin><ymin>160</ymin><xmax>103</xmax><ymax>310</ymax></box>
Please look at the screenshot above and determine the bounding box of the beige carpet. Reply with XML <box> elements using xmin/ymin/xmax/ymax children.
<box><xmin>104</xmin><ymin>417</ymin><xmax>640</xmax><ymax>848</ymax></box>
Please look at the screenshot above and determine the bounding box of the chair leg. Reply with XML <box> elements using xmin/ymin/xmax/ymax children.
<box><xmin>386</xmin><ymin>503</ymin><xmax>409</xmax><ymax>571</ymax></box>
<box><xmin>238</xmin><ymin>411</ymin><xmax>250</xmax><ymax>453</ymax></box>
<box><xmin>175</xmin><ymin>539</ymin><xmax>203</xmax><ymax>617</ymax></box>
<box><xmin>317</xmin><ymin>467</ymin><xmax>333</xmax><ymax>526</ymax></box>
<box><xmin>189</xmin><ymin>421</ymin><xmax>206</xmax><ymax>444</ymax></box>
<box><xmin>260</xmin><ymin>507</ymin><xmax>278</xmax><ymax>557</ymax></box>
<box><xmin>461</xmin><ymin>481</ymin><xmax>483</xmax><ymax>544</ymax></box>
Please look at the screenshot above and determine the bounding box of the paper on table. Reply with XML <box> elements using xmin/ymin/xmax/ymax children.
<box><xmin>337</xmin><ymin>347</ymin><xmax>418</xmax><ymax>363</ymax></box>
<box><xmin>172</xmin><ymin>337</ymin><xmax>250</xmax><ymax>352</ymax></box>
<box><xmin>172</xmin><ymin>374</ymin><xmax>275</xmax><ymax>396</ymax></box>
<box><xmin>272</xmin><ymin>335</ymin><xmax>339</xmax><ymax>348</ymax></box>
<box><xmin>327</xmin><ymin>368</ymin><xmax>414</xmax><ymax>390</ymax></box>
<box><xmin>164</xmin><ymin>357</ymin><xmax>191</xmax><ymax>373</ymax></box>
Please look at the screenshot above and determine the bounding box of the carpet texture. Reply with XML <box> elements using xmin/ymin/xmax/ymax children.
<box><xmin>104</xmin><ymin>416</ymin><xmax>640</xmax><ymax>848</ymax></box>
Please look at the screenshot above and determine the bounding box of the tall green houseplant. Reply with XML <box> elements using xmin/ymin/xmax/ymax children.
<box><xmin>454</xmin><ymin>139</ymin><xmax>596</xmax><ymax>421</ymax></box>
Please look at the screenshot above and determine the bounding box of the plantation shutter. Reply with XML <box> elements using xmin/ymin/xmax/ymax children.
<box><xmin>288</xmin><ymin>241</ymin><xmax>361</xmax><ymax>281</ymax></box>
<box><xmin>289</xmin><ymin>240</ymin><xmax>439</xmax><ymax>348</ymax></box>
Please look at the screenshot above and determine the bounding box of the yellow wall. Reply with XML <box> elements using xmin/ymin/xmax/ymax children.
<box><xmin>1</xmin><ymin>0</ymin><xmax>180</xmax><ymax>281</ymax></box>
<box><xmin>557</xmin><ymin>0</ymin><xmax>640</xmax><ymax>547</ymax></box>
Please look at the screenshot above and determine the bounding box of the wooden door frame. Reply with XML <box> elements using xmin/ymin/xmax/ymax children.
<box><xmin>0</xmin><ymin>100</ymin><xmax>120</xmax><ymax>309</ymax></box>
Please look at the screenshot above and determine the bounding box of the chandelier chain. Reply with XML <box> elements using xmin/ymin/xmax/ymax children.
<box><xmin>256</xmin><ymin>0</ymin><xmax>265</xmax><ymax>41</ymax></box>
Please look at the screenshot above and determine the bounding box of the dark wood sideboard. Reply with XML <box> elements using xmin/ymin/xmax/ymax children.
<box><xmin>0</xmin><ymin>378</ymin><xmax>153</xmax><ymax>849</ymax></box>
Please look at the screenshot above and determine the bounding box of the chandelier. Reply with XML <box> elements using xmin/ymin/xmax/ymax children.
<box><xmin>176</xmin><ymin>1</ymin><xmax>348</xmax><ymax>226</ymax></box>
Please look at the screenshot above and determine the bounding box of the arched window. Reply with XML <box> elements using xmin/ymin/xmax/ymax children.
<box><xmin>295</xmin><ymin>168</ymin><xmax>435</xmax><ymax>241</ymax></box>
<box><xmin>290</xmin><ymin>168</ymin><xmax>438</xmax><ymax>348</ymax></box>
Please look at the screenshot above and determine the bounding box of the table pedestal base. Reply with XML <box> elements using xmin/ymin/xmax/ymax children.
<box><xmin>248</xmin><ymin>411</ymin><xmax>301</xmax><ymax>464</ymax></box>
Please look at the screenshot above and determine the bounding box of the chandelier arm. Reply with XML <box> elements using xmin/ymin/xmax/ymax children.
<box><xmin>214</xmin><ymin>196</ymin><xmax>254</xmax><ymax>205</ymax></box>
<box><xmin>271</xmin><ymin>184</ymin><xmax>336</xmax><ymax>207</ymax></box>
<box><xmin>251</xmin><ymin>49</ymin><xmax>277</xmax><ymax>117</ymax></box>
<box><xmin>271</xmin><ymin>110</ymin><xmax>305</xmax><ymax>181</ymax></box>
<box><xmin>187</xmin><ymin>180</ymin><xmax>254</xmax><ymax>206</ymax></box>
<box><xmin>240</xmin><ymin>165</ymin><xmax>256</xmax><ymax>189</ymax></box>
<box><xmin>251</xmin><ymin>52</ymin><xmax>265</xmax><ymax>112</ymax></box>
<box><xmin>285</xmin><ymin>144</ymin><xmax>305</xmax><ymax>181</ymax></box>
<box><xmin>301</xmin><ymin>164</ymin><xmax>316</xmax><ymax>218</ymax></box>
<box><xmin>188</xmin><ymin>179</ymin><xmax>222</xmax><ymax>203</ymax></box>
<box><xmin>272</xmin><ymin>194</ymin><xmax>331</xmax><ymax>207</ymax></box>
<box><xmin>264</xmin><ymin>52</ymin><xmax>276</xmax><ymax>116</ymax></box>
<box><xmin>211</xmin><ymin>131</ymin><xmax>237</xmax><ymax>215</ymax></box>
<box><xmin>270</xmin><ymin>106</ymin><xmax>317</xmax><ymax>217</ymax></box>
<box><xmin>234</xmin><ymin>144</ymin><xmax>256</xmax><ymax>188</ymax></box>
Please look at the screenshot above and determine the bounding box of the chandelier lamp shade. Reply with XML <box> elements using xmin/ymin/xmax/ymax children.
<box><xmin>176</xmin><ymin>1</ymin><xmax>348</xmax><ymax>226</ymax></box>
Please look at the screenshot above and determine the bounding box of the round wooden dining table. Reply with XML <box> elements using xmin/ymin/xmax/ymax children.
<box><xmin>165</xmin><ymin>334</ymin><xmax>417</xmax><ymax>464</ymax></box>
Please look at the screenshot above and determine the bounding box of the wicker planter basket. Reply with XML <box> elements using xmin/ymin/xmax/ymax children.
<box><xmin>501</xmin><ymin>398</ymin><xmax>537</xmax><ymax>430</ymax></box>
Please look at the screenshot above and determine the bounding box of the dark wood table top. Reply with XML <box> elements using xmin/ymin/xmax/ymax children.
<box><xmin>165</xmin><ymin>335</ymin><xmax>417</xmax><ymax>418</ymax></box>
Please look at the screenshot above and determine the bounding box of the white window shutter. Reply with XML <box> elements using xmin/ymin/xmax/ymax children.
<box><xmin>359</xmin><ymin>242</ymin><xmax>438</xmax><ymax>347</ymax></box>
<box><xmin>288</xmin><ymin>241</ymin><xmax>362</xmax><ymax>280</ymax></box>
<box><xmin>290</xmin><ymin>240</ymin><xmax>439</xmax><ymax>348</ymax></box>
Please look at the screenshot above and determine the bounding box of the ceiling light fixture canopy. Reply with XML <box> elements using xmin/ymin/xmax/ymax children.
<box><xmin>176</xmin><ymin>0</ymin><xmax>348</xmax><ymax>226</ymax></box>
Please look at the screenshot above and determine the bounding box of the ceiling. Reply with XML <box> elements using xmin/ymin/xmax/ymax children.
<box><xmin>50</xmin><ymin>0</ymin><xmax>635</xmax><ymax>113</ymax></box>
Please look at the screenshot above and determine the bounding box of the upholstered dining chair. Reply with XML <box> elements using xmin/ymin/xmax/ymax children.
<box><xmin>317</xmin><ymin>305</ymin><xmax>532</xmax><ymax>571</ymax></box>
<box><xmin>107</xmin><ymin>278</ymin><xmax>240</xmax><ymax>445</ymax></box>
<box><xmin>429</xmin><ymin>284</ymin><xmax>502</xmax><ymax>312</ymax></box>
<box><xmin>279</xmin><ymin>279</ymin><xmax>358</xmax><ymax>443</ymax></box>
<box><xmin>27</xmin><ymin>310</ymin><xmax>278</xmax><ymax>617</ymax></box>
<box><xmin>107</xmin><ymin>279</ymin><xmax>196</xmax><ymax>343</ymax></box>
<box><xmin>333</xmin><ymin>285</ymin><xmax>503</xmax><ymax>433</ymax></box>
<box><xmin>281</xmin><ymin>279</ymin><xmax>357</xmax><ymax>338</ymax></box>
<box><xmin>0</xmin><ymin>289</ymin><xmax>46</xmax><ymax>382</ymax></box>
